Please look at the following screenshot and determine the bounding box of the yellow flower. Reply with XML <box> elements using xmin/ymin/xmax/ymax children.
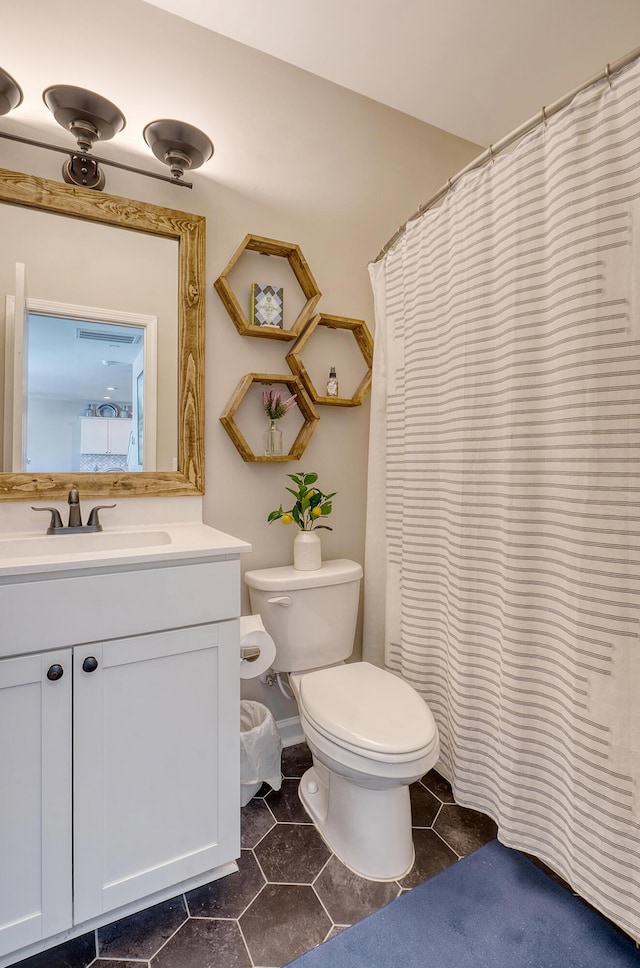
<box><xmin>281</xmin><ymin>513</ymin><xmax>293</xmax><ymax>525</ymax></box>
<box><xmin>311</xmin><ymin>507</ymin><xmax>322</xmax><ymax>518</ymax></box>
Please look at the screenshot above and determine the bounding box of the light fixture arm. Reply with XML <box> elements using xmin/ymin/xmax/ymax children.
<box><xmin>0</xmin><ymin>129</ymin><xmax>193</xmax><ymax>188</ymax></box>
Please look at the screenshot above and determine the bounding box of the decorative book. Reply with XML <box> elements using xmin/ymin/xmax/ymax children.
<box><xmin>251</xmin><ymin>283</ymin><xmax>284</xmax><ymax>328</ymax></box>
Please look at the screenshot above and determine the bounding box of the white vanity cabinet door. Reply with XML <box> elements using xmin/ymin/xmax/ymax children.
<box><xmin>80</xmin><ymin>417</ymin><xmax>132</xmax><ymax>455</ymax></box>
<box><xmin>0</xmin><ymin>650</ymin><xmax>73</xmax><ymax>957</ymax></box>
<box><xmin>73</xmin><ymin>621</ymin><xmax>240</xmax><ymax>924</ymax></box>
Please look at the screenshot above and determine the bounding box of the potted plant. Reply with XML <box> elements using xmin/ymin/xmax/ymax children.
<box><xmin>268</xmin><ymin>472</ymin><xmax>336</xmax><ymax>570</ymax></box>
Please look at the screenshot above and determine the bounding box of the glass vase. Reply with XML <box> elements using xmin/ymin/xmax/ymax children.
<box><xmin>264</xmin><ymin>418</ymin><xmax>283</xmax><ymax>457</ymax></box>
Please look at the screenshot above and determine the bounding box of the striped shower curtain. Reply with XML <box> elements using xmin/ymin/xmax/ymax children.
<box><xmin>365</xmin><ymin>56</ymin><xmax>640</xmax><ymax>940</ymax></box>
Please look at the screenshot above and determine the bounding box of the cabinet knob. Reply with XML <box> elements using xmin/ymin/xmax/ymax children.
<box><xmin>47</xmin><ymin>663</ymin><xmax>64</xmax><ymax>681</ymax></box>
<box><xmin>82</xmin><ymin>656</ymin><xmax>99</xmax><ymax>673</ymax></box>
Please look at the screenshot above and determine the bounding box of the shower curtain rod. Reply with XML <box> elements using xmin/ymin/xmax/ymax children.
<box><xmin>372</xmin><ymin>44</ymin><xmax>640</xmax><ymax>264</ymax></box>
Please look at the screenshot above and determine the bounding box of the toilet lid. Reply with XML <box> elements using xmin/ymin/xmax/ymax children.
<box><xmin>298</xmin><ymin>662</ymin><xmax>437</xmax><ymax>756</ymax></box>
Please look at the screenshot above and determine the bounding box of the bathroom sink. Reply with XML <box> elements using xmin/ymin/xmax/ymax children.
<box><xmin>0</xmin><ymin>522</ymin><xmax>250</xmax><ymax>579</ymax></box>
<box><xmin>0</xmin><ymin>529</ymin><xmax>171</xmax><ymax>560</ymax></box>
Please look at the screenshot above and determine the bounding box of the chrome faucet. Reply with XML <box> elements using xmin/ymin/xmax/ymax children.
<box><xmin>32</xmin><ymin>490</ymin><xmax>116</xmax><ymax>534</ymax></box>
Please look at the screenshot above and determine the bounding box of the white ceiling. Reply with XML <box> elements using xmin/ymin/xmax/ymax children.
<box><xmin>142</xmin><ymin>0</ymin><xmax>640</xmax><ymax>146</ymax></box>
<box><xmin>28</xmin><ymin>316</ymin><xmax>140</xmax><ymax>405</ymax></box>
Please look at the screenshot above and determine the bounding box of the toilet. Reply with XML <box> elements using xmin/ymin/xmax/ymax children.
<box><xmin>244</xmin><ymin>558</ymin><xmax>439</xmax><ymax>880</ymax></box>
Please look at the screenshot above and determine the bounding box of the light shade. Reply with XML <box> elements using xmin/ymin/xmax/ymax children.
<box><xmin>144</xmin><ymin>119</ymin><xmax>213</xmax><ymax>179</ymax></box>
<box><xmin>0</xmin><ymin>67</ymin><xmax>23</xmax><ymax>116</ymax></box>
<box><xmin>43</xmin><ymin>85</ymin><xmax>126</xmax><ymax>150</ymax></box>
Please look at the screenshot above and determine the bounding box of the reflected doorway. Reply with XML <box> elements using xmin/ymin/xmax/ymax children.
<box><xmin>3</xmin><ymin>277</ymin><xmax>157</xmax><ymax>473</ymax></box>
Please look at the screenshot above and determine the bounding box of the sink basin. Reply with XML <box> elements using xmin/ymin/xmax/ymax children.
<box><xmin>0</xmin><ymin>522</ymin><xmax>250</xmax><ymax>580</ymax></box>
<box><xmin>0</xmin><ymin>529</ymin><xmax>171</xmax><ymax>560</ymax></box>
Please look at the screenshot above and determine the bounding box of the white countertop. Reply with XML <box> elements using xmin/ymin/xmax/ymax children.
<box><xmin>0</xmin><ymin>522</ymin><xmax>251</xmax><ymax>580</ymax></box>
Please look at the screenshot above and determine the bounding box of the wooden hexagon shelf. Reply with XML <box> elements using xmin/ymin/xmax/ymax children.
<box><xmin>214</xmin><ymin>234</ymin><xmax>322</xmax><ymax>341</ymax></box>
<box><xmin>220</xmin><ymin>373</ymin><xmax>319</xmax><ymax>462</ymax></box>
<box><xmin>286</xmin><ymin>312</ymin><xmax>374</xmax><ymax>406</ymax></box>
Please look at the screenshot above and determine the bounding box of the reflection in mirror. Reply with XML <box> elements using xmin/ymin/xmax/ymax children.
<box><xmin>21</xmin><ymin>312</ymin><xmax>156</xmax><ymax>474</ymax></box>
<box><xmin>1</xmin><ymin>211</ymin><xmax>175</xmax><ymax>476</ymax></box>
<box><xmin>0</xmin><ymin>166</ymin><xmax>205</xmax><ymax>501</ymax></box>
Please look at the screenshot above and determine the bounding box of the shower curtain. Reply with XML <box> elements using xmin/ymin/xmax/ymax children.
<box><xmin>366</xmin><ymin>56</ymin><xmax>640</xmax><ymax>940</ymax></box>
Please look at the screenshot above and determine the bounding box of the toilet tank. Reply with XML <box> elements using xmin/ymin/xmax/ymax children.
<box><xmin>244</xmin><ymin>559</ymin><xmax>363</xmax><ymax>673</ymax></box>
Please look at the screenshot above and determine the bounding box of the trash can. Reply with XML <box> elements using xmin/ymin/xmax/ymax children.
<box><xmin>240</xmin><ymin>700</ymin><xmax>283</xmax><ymax>806</ymax></box>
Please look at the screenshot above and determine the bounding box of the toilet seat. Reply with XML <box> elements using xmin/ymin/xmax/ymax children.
<box><xmin>296</xmin><ymin>662</ymin><xmax>438</xmax><ymax>763</ymax></box>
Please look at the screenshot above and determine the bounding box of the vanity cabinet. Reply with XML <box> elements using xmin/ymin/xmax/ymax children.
<box><xmin>73</xmin><ymin>622</ymin><xmax>237</xmax><ymax>923</ymax></box>
<box><xmin>0</xmin><ymin>651</ymin><xmax>73</xmax><ymax>957</ymax></box>
<box><xmin>80</xmin><ymin>416</ymin><xmax>132</xmax><ymax>455</ymax></box>
<box><xmin>0</xmin><ymin>532</ymin><xmax>248</xmax><ymax>968</ymax></box>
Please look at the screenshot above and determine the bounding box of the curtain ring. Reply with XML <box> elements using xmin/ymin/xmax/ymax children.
<box><xmin>488</xmin><ymin>144</ymin><xmax>495</xmax><ymax>165</ymax></box>
<box><xmin>605</xmin><ymin>63</ymin><xmax>612</xmax><ymax>87</ymax></box>
<box><xmin>447</xmin><ymin>177</ymin><xmax>454</xmax><ymax>193</ymax></box>
<box><xmin>541</xmin><ymin>105</ymin><xmax>547</xmax><ymax>126</ymax></box>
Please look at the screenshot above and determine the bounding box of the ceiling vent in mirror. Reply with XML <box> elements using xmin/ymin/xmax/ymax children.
<box><xmin>76</xmin><ymin>328</ymin><xmax>140</xmax><ymax>344</ymax></box>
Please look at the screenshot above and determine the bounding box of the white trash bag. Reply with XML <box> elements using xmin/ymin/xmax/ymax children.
<box><xmin>240</xmin><ymin>700</ymin><xmax>282</xmax><ymax>806</ymax></box>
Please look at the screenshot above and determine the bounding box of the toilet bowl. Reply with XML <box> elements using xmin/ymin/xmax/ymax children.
<box><xmin>291</xmin><ymin>662</ymin><xmax>438</xmax><ymax>879</ymax></box>
<box><xmin>244</xmin><ymin>559</ymin><xmax>440</xmax><ymax>880</ymax></box>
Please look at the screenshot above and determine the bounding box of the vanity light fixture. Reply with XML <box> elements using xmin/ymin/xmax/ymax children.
<box><xmin>0</xmin><ymin>70</ymin><xmax>214</xmax><ymax>190</ymax></box>
<box><xmin>43</xmin><ymin>85</ymin><xmax>126</xmax><ymax>190</ymax></box>
<box><xmin>143</xmin><ymin>119</ymin><xmax>214</xmax><ymax>180</ymax></box>
<box><xmin>0</xmin><ymin>67</ymin><xmax>23</xmax><ymax>116</ymax></box>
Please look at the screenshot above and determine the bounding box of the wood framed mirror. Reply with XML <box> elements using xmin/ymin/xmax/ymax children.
<box><xmin>0</xmin><ymin>166</ymin><xmax>204</xmax><ymax>501</ymax></box>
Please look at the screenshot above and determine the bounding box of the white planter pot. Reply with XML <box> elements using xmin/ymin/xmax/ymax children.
<box><xmin>293</xmin><ymin>530</ymin><xmax>322</xmax><ymax>571</ymax></box>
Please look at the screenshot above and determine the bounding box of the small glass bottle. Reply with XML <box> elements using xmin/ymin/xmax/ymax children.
<box><xmin>264</xmin><ymin>419</ymin><xmax>283</xmax><ymax>456</ymax></box>
<box><xmin>326</xmin><ymin>365</ymin><xmax>339</xmax><ymax>397</ymax></box>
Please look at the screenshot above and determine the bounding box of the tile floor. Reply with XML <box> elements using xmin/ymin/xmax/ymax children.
<box><xmin>13</xmin><ymin>743</ymin><xmax>498</xmax><ymax>968</ymax></box>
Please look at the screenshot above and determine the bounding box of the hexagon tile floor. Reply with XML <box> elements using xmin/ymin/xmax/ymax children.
<box><xmin>13</xmin><ymin>743</ymin><xmax>498</xmax><ymax>968</ymax></box>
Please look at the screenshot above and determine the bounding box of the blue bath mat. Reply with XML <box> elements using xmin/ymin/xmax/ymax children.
<box><xmin>286</xmin><ymin>840</ymin><xmax>639</xmax><ymax>967</ymax></box>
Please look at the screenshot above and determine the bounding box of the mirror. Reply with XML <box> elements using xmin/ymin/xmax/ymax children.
<box><xmin>0</xmin><ymin>166</ymin><xmax>205</xmax><ymax>501</ymax></box>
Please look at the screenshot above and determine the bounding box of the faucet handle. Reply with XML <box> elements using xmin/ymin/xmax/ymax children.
<box><xmin>32</xmin><ymin>506</ymin><xmax>64</xmax><ymax>534</ymax></box>
<box><xmin>86</xmin><ymin>504</ymin><xmax>116</xmax><ymax>530</ymax></box>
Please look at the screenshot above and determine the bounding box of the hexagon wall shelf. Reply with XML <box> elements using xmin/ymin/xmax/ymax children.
<box><xmin>286</xmin><ymin>312</ymin><xmax>374</xmax><ymax>406</ymax></box>
<box><xmin>214</xmin><ymin>234</ymin><xmax>322</xmax><ymax>341</ymax></box>
<box><xmin>220</xmin><ymin>373</ymin><xmax>319</xmax><ymax>462</ymax></box>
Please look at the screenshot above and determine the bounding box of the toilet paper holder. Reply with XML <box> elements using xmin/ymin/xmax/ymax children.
<box><xmin>239</xmin><ymin>615</ymin><xmax>277</xmax><ymax>679</ymax></box>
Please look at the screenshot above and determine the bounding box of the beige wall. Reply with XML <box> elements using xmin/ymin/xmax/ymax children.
<box><xmin>1</xmin><ymin>0</ymin><xmax>480</xmax><ymax>717</ymax></box>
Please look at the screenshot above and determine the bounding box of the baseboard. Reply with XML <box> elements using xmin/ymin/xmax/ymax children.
<box><xmin>277</xmin><ymin>715</ymin><xmax>304</xmax><ymax>747</ymax></box>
